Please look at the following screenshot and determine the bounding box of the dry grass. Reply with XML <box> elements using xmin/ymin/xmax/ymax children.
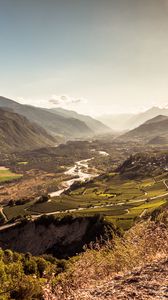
<box><xmin>51</xmin><ymin>209</ymin><xmax>168</xmax><ymax>300</ymax></box>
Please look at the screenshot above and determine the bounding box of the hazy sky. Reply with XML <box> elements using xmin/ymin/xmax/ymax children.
<box><xmin>1</xmin><ymin>0</ymin><xmax>168</xmax><ymax>115</ymax></box>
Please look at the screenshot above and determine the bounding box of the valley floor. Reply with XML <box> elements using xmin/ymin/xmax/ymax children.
<box><xmin>1</xmin><ymin>140</ymin><xmax>168</xmax><ymax>231</ymax></box>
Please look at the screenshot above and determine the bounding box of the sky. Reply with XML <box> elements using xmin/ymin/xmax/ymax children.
<box><xmin>1</xmin><ymin>0</ymin><xmax>168</xmax><ymax>116</ymax></box>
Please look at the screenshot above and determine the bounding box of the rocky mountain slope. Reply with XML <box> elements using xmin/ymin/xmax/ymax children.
<box><xmin>120</xmin><ymin>115</ymin><xmax>168</xmax><ymax>144</ymax></box>
<box><xmin>0</xmin><ymin>108</ymin><xmax>56</xmax><ymax>152</ymax></box>
<box><xmin>0</xmin><ymin>215</ymin><xmax>111</xmax><ymax>258</ymax></box>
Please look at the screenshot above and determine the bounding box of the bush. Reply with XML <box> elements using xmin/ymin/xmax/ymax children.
<box><xmin>36</xmin><ymin>258</ymin><xmax>48</xmax><ymax>277</ymax></box>
<box><xmin>10</xmin><ymin>276</ymin><xmax>43</xmax><ymax>300</ymax></box>
<box><xmin>23</xmin><ymin>259</ymin><xmax>37</xmax><ymax>275</ymax></box>
<box><xmin>0</xmin><ymin>248</ymin><xmax>57</xmax><ymax>299</ymax></box>
<box><xmin>3</xmin><ymin>249</ymin><xmax>13</xmax><ymax>263</ymax></box>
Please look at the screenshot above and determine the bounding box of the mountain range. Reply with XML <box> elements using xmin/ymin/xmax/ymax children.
<box><xmin>1</xmin><ymin>96</ymin><xmax>168</xmax><ymax>149</ymax></box>
<box><xmin>0</xmin><ymin>96</ymin><xmax>109</xmax><ymax>140</ymax></box>
<box><xmin>0</xmin><ymin>108</ymin><xmax>56</xmax><ymax>152</ymax></box>
<box><xmin>98</xmin><ymin>106</ymin><xmax>168</xmax><ymax>131</ymax></box>
<box><xmin>47</xmin><ymin>107</ymin><xmax>109</xmax><ymax>135</ymax></box>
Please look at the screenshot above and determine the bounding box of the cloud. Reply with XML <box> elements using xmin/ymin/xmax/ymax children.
<box><xmin>49</xmin><ymin>94</ymin><xmax>87</xmax><ymax>107</ymax></box>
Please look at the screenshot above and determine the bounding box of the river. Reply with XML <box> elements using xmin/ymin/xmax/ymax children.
<box><xmin>49</xmin><ymin>158</ymin><xmax>96</xmax><ymax>198</ymax></box>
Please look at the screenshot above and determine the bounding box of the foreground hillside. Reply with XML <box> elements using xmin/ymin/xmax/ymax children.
<box><xmin>51</xmin><ymin>206</ymin><xmax>168</xmax><ymax>300</ymax></box>
<box><xmin>0</xmin><ymin>206</ymin><xmax>167</xmax><ymax>300</ymax></box>
<box><xmin>0</xmin><ymin>108</ymin><xmax>56</xmax><ymax>152</ymax></box>
<box><xmin>76</xmin><ymin>258</ymin><xmax>168</xmax><ymax>300</ymax></box>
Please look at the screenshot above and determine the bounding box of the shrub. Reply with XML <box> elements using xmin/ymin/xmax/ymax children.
<box><xmin>10</xmin><ymin>276</ymin><xmax>43</xmax><ymax>300</ymax></box>
<box><xmin>36</xmin><ymin>258</ymin><xmax>48</xmax><ymax>277</ymax></box>
<box><xmin>23</xmin><ymin>259</ymin><xmax>37</xmax><ymax>275</ymax></box>
<box><xmin>3</xmin><ymin>250</ymin><xmax>13</xmax><ymax>263</ymax></box>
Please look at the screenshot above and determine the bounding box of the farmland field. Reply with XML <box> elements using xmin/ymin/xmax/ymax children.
<box><xmin>0</xmin><ymin>167</ymin><xmax>22</xmax><ymax>183</ymax></box>
<box><xmin>3</xmin><ymin>172</ymin><xmax>168</xmax><ymax>230</ymax></box>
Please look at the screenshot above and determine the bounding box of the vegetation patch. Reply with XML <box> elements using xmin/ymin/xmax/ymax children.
<box><xmin>17</xmin><ymin>161</ymin><xmax>28</xmax><ymax>165</ymax></box>
<box><xmin>0</xmin><ymin>168</ymin><xmax>22</xmax><ymax>183</ymax></box>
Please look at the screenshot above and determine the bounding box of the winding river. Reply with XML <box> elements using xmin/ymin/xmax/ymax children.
<box><xmin>49</xmin><ymin>158</ymin><xmax>97</xmax><ymax>198</ymax></box>
<box><xmin>1</xmin><ymin>152</ymin><xmax>168</xmax><ymax>231</ymax></box>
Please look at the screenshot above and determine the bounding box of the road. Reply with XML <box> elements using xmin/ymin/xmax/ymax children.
<box><xmin>0</xmin><ymin>170</ymin><xmax>168</xmax><ymax>231</ymax></box>
<box><xmin>33</xmin><ymin>178</ymin><xmax>168</xmax><ymax>219</ymax></box>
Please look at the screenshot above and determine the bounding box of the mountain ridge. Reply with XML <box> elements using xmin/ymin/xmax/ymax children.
<box><xmin>48</xmin><ymin>107</ymin><xmax>110</xmax><ymax>135</ymax></box>
<box><xmin>120</xmin><ymin>114</ymin><xmax>168</xmax><ymax>144</ymax></box>
<box><xmin>0</xmin><ymin>108</ymin><xmax>56</xmax><ymax>152</ymax></box>
<box><xmin>98</xmin><ymin>106</ymin><xmax>168</xmax><ymax>131</ymax></box>
<box><xmin>0</xmin><ymin>96</ymin><xmax>94</xmax><ymax>140</ymax></box>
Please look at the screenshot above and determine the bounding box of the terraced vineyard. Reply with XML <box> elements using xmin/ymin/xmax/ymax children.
<box><xmin>3</xmin><ymin>172</ymin><xmax>168</xmax><ymax>230</ymax></box>
<box><xmin>1</xmin><ymin>141</ymin><xmax>168</xmax><ymax>231</ymax></box>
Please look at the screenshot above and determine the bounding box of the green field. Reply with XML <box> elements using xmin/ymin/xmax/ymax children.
<box><xmin>3</xmin><ymin>174</ymin><xmax>168</xmax><ymax>230</ymax></box>
<box><xmin>0</xmin><ymin>168</ymin><xmax>22</xmax><ymax>183</ymax></box>
<box><xmin>17</xmin><ymin>161</ymin><xmax>28</xmax><ymax>165</ymax></box>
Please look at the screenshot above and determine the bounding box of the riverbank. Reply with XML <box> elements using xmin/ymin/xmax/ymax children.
<box><xmin>49</xmin><ymin>158</ymin><xmax>98</xmax><ymax>197</ymax></box>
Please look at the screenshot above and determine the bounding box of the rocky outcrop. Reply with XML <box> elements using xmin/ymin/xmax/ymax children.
<box><xmin>0</xmin><ymin>215</ymin><xmax>112</xmax><ymax>258</ymax></box>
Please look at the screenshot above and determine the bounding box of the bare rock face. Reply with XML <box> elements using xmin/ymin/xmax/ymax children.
<box><xmin>0</xmin><ymin>216</ymin><xmax>110</xmax><ymax>258</ymax></box>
